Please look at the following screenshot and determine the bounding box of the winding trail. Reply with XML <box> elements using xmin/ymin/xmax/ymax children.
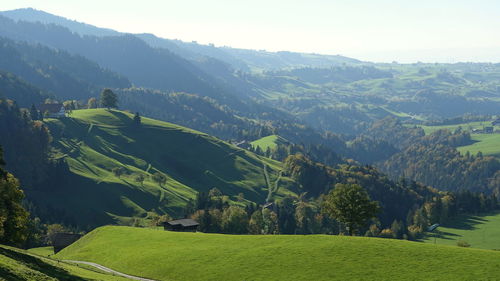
<box><xmin>65</xmin><ymin>260</ymin><xmax>157</xmax><ymax>281</ymax></box>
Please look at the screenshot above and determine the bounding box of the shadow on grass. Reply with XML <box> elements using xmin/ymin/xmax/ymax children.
<box><xmin>444</xmin><ymin>214</ymin><xmax>490</xmax><ymax>231</ymax></box>
<box><xmin>0</xmin><ymin>247</ymin><xmax>86</xmax><ymax>281</ymax></box>
<box><xmin>0</xmin><ymin>267</ymin><xmax>24</xmax><ymax>281</ymax></box>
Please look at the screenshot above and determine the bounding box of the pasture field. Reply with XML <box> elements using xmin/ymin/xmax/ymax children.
<box><xmin>56</xmin><ymin>225</ymin><xmax>500</xmax><ymax>281</ymax></box>
<box><xmin>420</xmin><ymin>121</ymin><xmax>494</xmax><ymax>135</ymax></box>
<box><xmin>41</xmin><ymin>109</ymin><xmax>295</xmax><ymax>225</ymax></box>
<box><xmin>457</xmin><ymin>133</ymin><xmax>500</xmax><ymax>157</ymax></box>
<box><xmin>250</xmin><ymin>134</ymin><xmax>289</xmax><ymax>151</ymax></box>
<box><xmin>424</xmin><ymin>212</ymin><xmax>500</xmax><ymax>250</ymax></box>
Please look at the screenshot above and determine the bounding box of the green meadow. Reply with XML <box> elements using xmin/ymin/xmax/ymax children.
<box><xmin>417</xmin><ymin>120</ymin><xmax>500</xmax><ymax>157</ymax></box>
<box><xmin>55</xmin><ymin>225</ymin><xmax>500</xmax><ymax>281</ymax></box>
<box><xmin>458</xmin><ymin>133</ymin><xmax>500</xmax><ymax>157</ymax></box>
<box><xmin>41</xmin><ymin>109</ymin><xmax>296</xmax><ymax>226</ymax></box>
<box><xmin>420</xmin><ymin>121</ymin><xmax>493</xmax><ymax>135</ymax></box>
<box><xmin>424</xmin><ymin>212</ymin><xmax>500</xmax><ymax>250</ymax></box>
<box><xmin>250</xmin><ymin>134</ymin><xmax>289</xmax><ymax>151</ymax></box>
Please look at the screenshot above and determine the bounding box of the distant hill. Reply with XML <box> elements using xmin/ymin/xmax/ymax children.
<box><xmin>55</xmin><ymin>225</ymin><xmax>500</xmax><ymax>281</ymax></box>
<box><xmin>0</xmin><ymin>36</ymin><xmax>130</xmax><ymax>101</ymax></box>
<box><xmin>0</xmin><ymin>8</ymin><xmax>362</xmax><ymax>72</ymax></box>
<box><xmin>0</xmin><ymin>70</ymin><xmax>48</xmax><ymax>106</ymax></box>
<box><xmin>37</xmin><ymin>109</ymin><xmax>295</xmax><ymax>226</ymax></box>
<box><xmin>0</xmin><ymin>7</ymin><xmax>120</xmax><ymax>37</ymax></box>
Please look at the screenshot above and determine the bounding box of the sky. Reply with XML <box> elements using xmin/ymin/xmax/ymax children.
<box><xmin>1</xmin><ymin>0</ymin><xmax>500</xmax><ymax>63</ymax></box>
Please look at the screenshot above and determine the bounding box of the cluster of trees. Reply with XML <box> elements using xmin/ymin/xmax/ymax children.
<box><xmin>0</xmin><ymin>99</ymin><xmax>52</xmax><ymax>189</ymax></box>
<box><xmin>380</xmin><ymin>130</ymin><xmax>500</xmax><ymax>194</ymax></box>
<box><xmin>184</xmin><ymin>188</ymin><xmax>339</xmax><ymax>235</ymax></box>
<box><xmin>0</xmin><ymin>145</ymin><xmax>30</xmax><ymax>246</ymax></box>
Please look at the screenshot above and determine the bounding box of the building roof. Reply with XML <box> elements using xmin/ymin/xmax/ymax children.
<box><xmin>38</xmin><ymin>103</ymin><xmax>64</xmax><ymax>113</ymax></box>
<box><xmin>50</xmin><ymin>232</ymin><xmax>82</xmax><ymax>248</ymax></box>
<box><xmin>166</xmin><ymin>219</ymin><xmax>199</xmax><ymax>227</ymax></box>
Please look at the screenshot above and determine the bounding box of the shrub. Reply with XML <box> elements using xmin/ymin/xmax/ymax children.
<box><xmin>457</xmin><ymin>240</ymin><xmax>471</xmax><ymax>248</ymax></box>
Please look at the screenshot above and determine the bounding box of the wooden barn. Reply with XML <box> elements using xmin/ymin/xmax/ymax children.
<box><xmin>163</xmin><ymin>219</ymin><xmax>199</xmax><ymax>232</ymax></box>
<box><xmin>50</xmin><ymin>232</ymin><xmax>82</xmax><ymax>253</ymax></box>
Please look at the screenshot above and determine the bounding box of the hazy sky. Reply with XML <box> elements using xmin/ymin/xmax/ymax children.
<box><xmin>1</xmin><ymin>0</ymin><xmax>500</xmax><ymax>62</ymax></box>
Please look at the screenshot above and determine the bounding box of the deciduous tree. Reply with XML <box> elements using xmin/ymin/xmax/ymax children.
<box><xmin>322</xmin><ymin>183</ymin><xmax>380</xmax><ymax>235</ymax></box>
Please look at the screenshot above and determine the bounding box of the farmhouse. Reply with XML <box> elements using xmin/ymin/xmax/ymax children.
<box><xmin>38</xmin><ymin>103</ymin><xmax>66</xmax><ymax>118</ymax></box>
<box><xmin>163</xmin><ymin>219</ymin><xmax>199</xmax><ymax>232</ymax></box>
<box><xmin>50</xmin><ymin>232</ymin><xmax>82</xmax><ymax>253</ymax></box>
<box><xmin>492</xmin><ymin>119</ymin><xmax>500</xmax><ymax>126</ymax></box>
<box><xmin>484</xmin><ymin>126</ymin><xmax>494</xmax><ymax>134</ymax></box>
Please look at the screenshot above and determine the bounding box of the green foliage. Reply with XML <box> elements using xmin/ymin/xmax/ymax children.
<box><xmin>133</xmin><ymin>112</ymin><xmax>141</xmax><ymax>126</ymax></box>
<box><xmin>221</xmin><ymin>206</ymin><xmax>249</xmax><ymax>234</ymax></box>
<box><xmin>457</xmin><ymin>240</ymin><xmax>471</xmax><ymax>248</ymax></box>
<box><xmin>322</xmin><ymin>184</ymin><xmax>380</xmax><ymax>235</ymax></box>
<box><xmin>0</xmin><ymin>146</ymin><xmax>29</xmax><ymax>246</ymax></box>
<box><xmin>54</xmin><ymin>225</ymin><xmax>500</xmax><ymax>281</ymax></box>
<box><xmin>151</xmin><ymin>172</ymin><xmax>166</xmax><ymax>187</ymax></box>
<box><xmin>100</xmin><ymin>89</ymin><xmax>118</xmax><ymax>109</ymax></box>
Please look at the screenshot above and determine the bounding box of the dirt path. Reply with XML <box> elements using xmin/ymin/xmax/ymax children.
<box><xmin>65</xmin><ymin>260</ymin><xmax>157</xmax><ymax>281</ymax></box>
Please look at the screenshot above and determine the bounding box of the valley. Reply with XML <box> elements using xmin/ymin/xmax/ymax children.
<box><xmin>0</xmin><ymin>5</ymin><xmax>499</xmax><ymax>281</ymax></box>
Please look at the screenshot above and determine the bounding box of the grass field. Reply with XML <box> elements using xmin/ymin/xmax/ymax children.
<box><xmin>420</xmin><ymin>121</ymin><xmax>494</xmax><ymax>135</ymax></box>
<box><xmin>250</xmin><ymin>134</ymin><xmax>289</xmax><ymax>151</ymax></box>
<box><xmin>41</xmin><ymin>109</ymin><xmax>296</xmax><ymax>226</ymax></box>
<box><xmin>457</xmin><ymin>133</ymin><xmax>500</xmax><ymax>157</ymax></box>
<box><xmin>55</xmin><ymin>225</ymin><xmax>500</xmax><ymax>281</ymax></box>
<box><xmin>417</xmin><ymin>120</ymin><xmax>500</xmax><ymax>157</ymax></box>
<box><xmin>0</xmin><ymin>244</ymin><xmax>128</xmax><ymax>280</ymax></box>
<box><xmin>424</xmin><ymin>212</ymin><xmax>500</xmax><ymax>250</ymax></box>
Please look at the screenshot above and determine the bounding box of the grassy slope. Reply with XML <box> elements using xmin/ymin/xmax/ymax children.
<box><xmin>418</xmin><ymin>121</ymin><xmax>500</xmax><ymax>157</ymax></box>
<box><xmin>56</xmin><ymin>226</ymin><xmax>500</xmax><ymax>281</ymax></box>
<box><xmin>424</xmin><ymin>212</ymin><xmax>500</xmax><ymax>250</ymax></box>
<box><xmin>250</xmin><ymin>134</ymin><xmax>289</xmax><ymax>150</ymax></box>
<box><xmin>457</xmin><ymin>133</ymin><xmax>500</xmax><ymax>157</ymax></box>
<box><xmin>419</xmin><ymin>121</ymin><xmax>492</xmax><ymax>135</ymax></box>
<box><xmin>0</xmin><ymin>244</ymin><xmax>127</xmax><ymax>280</ymax></box>
<box><xmin>41</xmin><ymin>109</ymin><xmax>296</xmax><ymax>225</ymax></box>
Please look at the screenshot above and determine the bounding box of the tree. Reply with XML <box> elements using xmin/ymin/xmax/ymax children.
<box><xmin>222</xmin><ymin>206</ymin><xmax>248</xmax><ymax>234</ymax></box>
<box><xmin>0</xmin><ymin>145</ymin><xmax>30</xmax><ymax>246</ymax></box>
<box><xmin>112</xmin><ymin>167</ymin><xmax>126</xmax><ymax>178</ymax></box>
<box><xmin>29</xmin><ymin>104</ymin><xmax>39</xmax><ymax>121</ymax></box>
<box><xmin>321</xmin><ymin>183</ymin><xmax>380</xmax><ymax>235</ymax></box>
<box><xmin>134</xmin><ymin>173</ymin><xmax>146</xmax><ymax>186</ymax></box>
<box><xmin>152</xmin><ymin>172</ymin><xmax>167</xmax><ymax>187</ymax></box>
<box><xmin>46</xmin><ymin>224</ymin><xmax>66</xmax><ymax>244</ymax></box>
<box><xmin>87</xmin><ymin>97</ymin><xmax>98</xmax><ymax>109</ymax></box>
<box><xmin>133</xmin><ymin>112</ymin><xmax>141</xmax><ymax>126</ymax></box>
<box><xmin>100</xmin><ymin>89</ymin><xmax>118</xmax><ymax>109</ymax></box>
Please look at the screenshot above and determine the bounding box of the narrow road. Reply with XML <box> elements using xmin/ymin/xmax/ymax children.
<box><xmin>64</xmin><ymin>260</ymin><xmax>157</xmax><ymax>281</ymax></box>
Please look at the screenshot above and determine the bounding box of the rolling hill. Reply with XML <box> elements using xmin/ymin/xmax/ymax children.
<box><xmin>0</xmin><ymin>8</ymin><xmax>361</xmax><ymax>72</ymax></box>
<box><xmin>55</xmin><ymin>225</ymin><xmax>500</xmax><ymax>281</ymax></box>
<box><xmin>34</xmin><ymin>109</ymin><xmax>295</xmax><ymax>226</ymax></box>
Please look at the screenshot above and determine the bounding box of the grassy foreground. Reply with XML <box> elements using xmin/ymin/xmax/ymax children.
<box><xmin>424</xmin><ymin>212</ymin><xmax>500</xmax><ymax>250</ymax></box>
<box><xmin>0</xmin><ymin>244</ymin><xmax>127</xmax><ymax>280</ymax></box>
<box><xmin>56</xmin><ymin>226</ymin><xmax>500</xmax><ymax>281</ymax></box>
